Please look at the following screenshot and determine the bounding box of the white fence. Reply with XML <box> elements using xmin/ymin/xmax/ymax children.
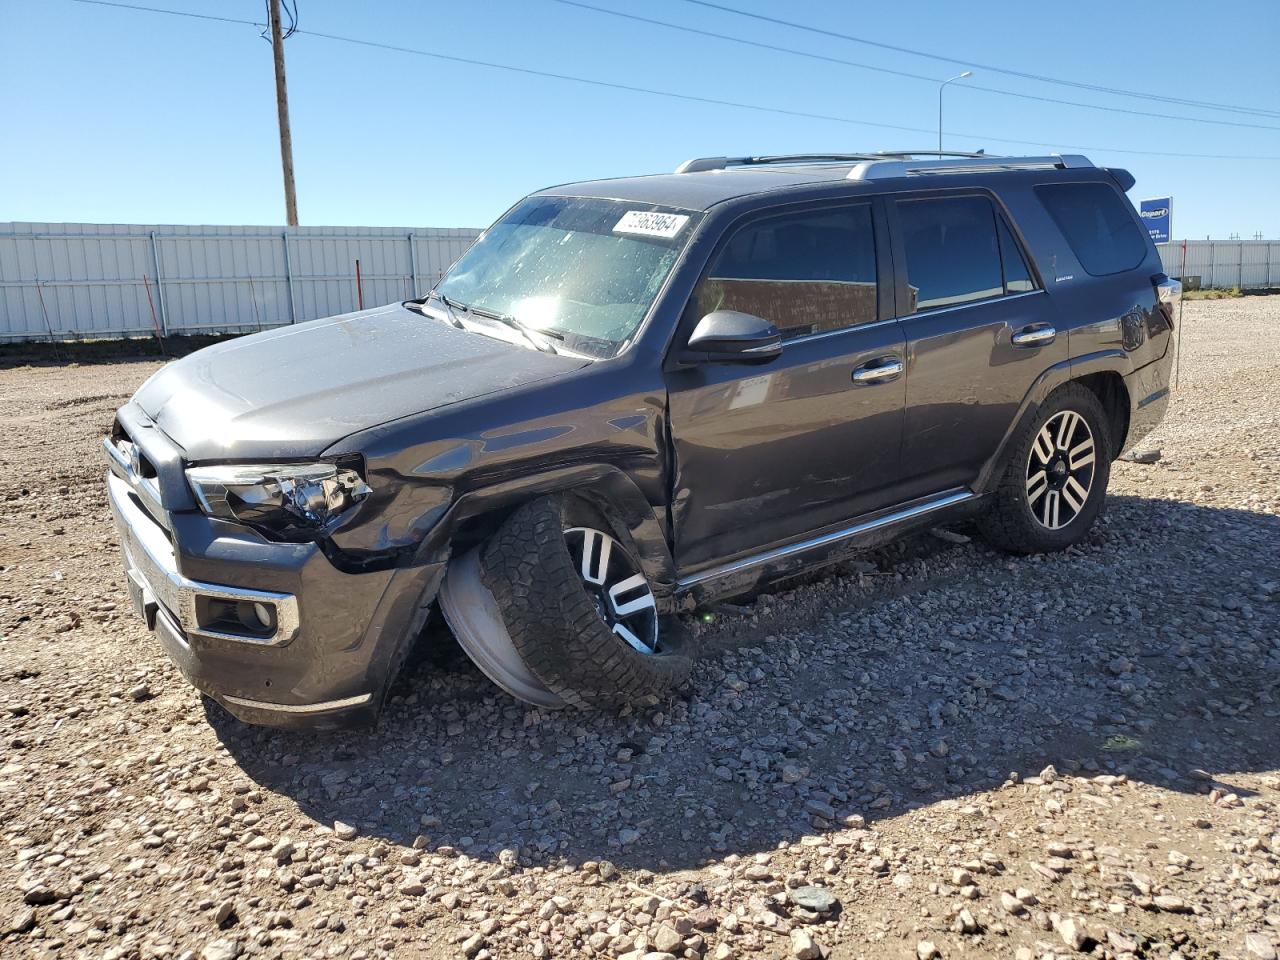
<box><xmin>1158</xmin><ymin>240</ymin><xmax>1280</xmax><ymax>290</ymax></box>
<box><xmin>0</xmin><ymin>222</ymin><xmax>481</xmax><ymax>342</ymax></box>
<box><xmin>4</xmin><ymin>226</ymin><xmax>1272</xmax><ymax>343</ymax></box>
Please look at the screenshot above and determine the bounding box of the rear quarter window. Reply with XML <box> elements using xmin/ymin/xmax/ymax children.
<box><xmin>1035</xmin><ymin>182</ymin><xmax>1147</xmax><ymax>276</ymax></box>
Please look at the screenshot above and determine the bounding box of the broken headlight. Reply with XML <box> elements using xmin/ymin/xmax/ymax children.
<box><xmin>185</xmin><ymin>461</ymin><xmax>372</xmax><ymax>541</ymax></box>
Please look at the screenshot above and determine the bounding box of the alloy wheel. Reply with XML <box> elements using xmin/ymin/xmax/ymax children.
<box><xmin>1025</xmin><ymin>409</ymin><xmax>1096</xmax><ymax>530</ymax></box>
<box><xmin>563</xmin><ymin>526</ymin><xmax>660</xmax><ymax>654</ymax></box>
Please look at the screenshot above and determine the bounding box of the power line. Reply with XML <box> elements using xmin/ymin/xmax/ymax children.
<box><xmin>677</xmin><ymin>0</ymin><xmax>1280</xmax><ymax>120</ymax></box>
<box><xmin>290</xmin><ymin>28</ymin><xmax>1280</xmax><ymax>160</ymax></box>
<box><xmin>259</xmin><ymin>0</ymin><xmax>297</xmax><ymax>42</ymax></box>
<box><xmin>73</xmin><ymin>0</ymin><xmax>263</xmax><ymax>28</ymax></box>
<box><xmin>291</xmin><ymin>27</ymin><xmax>949</xmax><ymax>138</ymax></box>
<box><xmin>549</xmin><ymin>0</ymin><xmax>1280</xmax><ymax>133</ymax></box>
<box><xmin>65</xmin><ymin>0</ymin><xmax>1280</xmax><ymax>162</ymax></box>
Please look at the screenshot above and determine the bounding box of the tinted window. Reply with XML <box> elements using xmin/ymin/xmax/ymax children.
<box><xmin>694</xmin><ymin>205</ymin><xmax>877</xmax><ymax>340</ymax></box>
<box><xmin>1036</xmin><ymin>182</ymin><xmax>1146</xmax><ymax>276</ymax></box>
<box><xmin>997</xmin><ymin>216</ymin><xmax>1035</xmax><ymax>293</ymax></box>
<box><xmin>896</xmin><ymin>196</ymin><xmax>1004</xmax><ymax>313</ymax></box>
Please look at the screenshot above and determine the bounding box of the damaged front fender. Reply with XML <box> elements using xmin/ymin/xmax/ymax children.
<box><xmin>317</xmin><ymin>354</ymin><xmax>679</xmax><ymax>602</ymax></box>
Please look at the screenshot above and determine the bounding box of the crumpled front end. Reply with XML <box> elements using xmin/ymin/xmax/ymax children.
<box><xmin>104</xmin><ymin>401</ymin><xmax>442</xmax><ymax>728</ymax></box>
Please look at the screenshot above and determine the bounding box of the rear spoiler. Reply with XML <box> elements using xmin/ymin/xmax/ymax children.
<box><xmin>1102</xmin><ymin>167</ymin><xmax>1136</xmax><ymax>191</ymax></box>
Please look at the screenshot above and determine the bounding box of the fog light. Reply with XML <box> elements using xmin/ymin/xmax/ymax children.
<box><xmin>195</xmin><ymin>595</ymin><xmax>286</xmax><ymax>642</ymax></box>
<box><xmin>236</xmin><ymin>600</ymin><xmax>276</xmax><ymax>632</ymax></box>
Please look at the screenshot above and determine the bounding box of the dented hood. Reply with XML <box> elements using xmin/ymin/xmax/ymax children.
<box><xmin>133</xmin><ymin>304</ymin><xmax>588</xmax><ymax>461</ymax></box>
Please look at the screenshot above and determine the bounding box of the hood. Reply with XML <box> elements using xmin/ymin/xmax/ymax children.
<box><xmin>134</xmin><ymin>304</ymin><xmax>588</xmax><ymax>461</ymax></box>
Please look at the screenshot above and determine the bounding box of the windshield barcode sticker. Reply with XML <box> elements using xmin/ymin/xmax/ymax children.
<box><xmin>613</xmin><ymin>210</ymin><xmax>690</xmax><ymax>239</ymax></box>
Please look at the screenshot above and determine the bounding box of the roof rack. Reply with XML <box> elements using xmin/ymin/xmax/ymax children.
<box><xmin>673</xmin><ymin>151</ymin><xmax>1094</xmax><ymax>180</ymax></box>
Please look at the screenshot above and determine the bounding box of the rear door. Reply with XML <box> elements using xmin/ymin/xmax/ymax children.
<box><xmin>665</xmin><ymin>199</ymin><xmax>908</xmax><ymax>571</ymax></box>
<box><xmin>890</xmin><ymin>191</ymin><xmax>1065</xmax><ymax>497</ymax></box>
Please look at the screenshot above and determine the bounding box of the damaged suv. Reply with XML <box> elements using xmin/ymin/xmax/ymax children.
<box><xmin>105</xmin><ymin>151</ymin><xmax>1178</xmax><ymax>727</ymax></box>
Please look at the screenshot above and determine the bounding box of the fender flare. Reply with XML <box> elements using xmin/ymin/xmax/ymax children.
<box><xmin>416</xmin><ymin>463</ymin><xmax>678</xmax><ymax>609</ymax></box>
<box><xmin>974</xmin><ymin>350</ymin><xmax>1132</xmax><ymax>494</ymax></box>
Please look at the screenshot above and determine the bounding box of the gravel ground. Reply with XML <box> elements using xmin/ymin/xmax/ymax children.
<box><xmin>1</xmin><ymin>296</ymin><xmax>1277</xmax><ymax>960</ymax></box>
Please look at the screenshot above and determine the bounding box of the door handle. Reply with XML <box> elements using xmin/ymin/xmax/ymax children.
<box><xmin>852</xmin><ymin>357</ymin><xmax>904</xmax><ymax>384</ymax></box>
<box><xmin>1012</xmin><ymin>324</ymin><xmax>1056</xmax><ymax>347</ymax></box>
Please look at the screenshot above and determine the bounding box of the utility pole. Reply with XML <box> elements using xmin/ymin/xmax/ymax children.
<box><xmin>269</xmin><ymin>0</ymin><xmax>299</xmax><ymax>226</ymax></box>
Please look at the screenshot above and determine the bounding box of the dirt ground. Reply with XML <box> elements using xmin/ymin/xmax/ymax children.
<box><xmin>1</xmin><ymin>297</ymin><xmax>1277</xmax><ymax>960</ymax></box>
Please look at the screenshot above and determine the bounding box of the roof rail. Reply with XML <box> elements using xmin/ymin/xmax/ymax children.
<box><xmin>861</xmin><ymin>150</ymin><xmax>991</xmax><ymax>160</ymax></box>
<box><xmin>847</xmin><ymin>154</ymin><xmax>1093</xmax><ymax>180</ymax></box>
<box><xmin>673</xmin><ymin>151</ymin><xmax>1094</xmax><ymax>178</ymax></box>
<box><xmin>675</xmin><ymin>154</ymin><xmax>883</xmax><ymax>173</ymax></box>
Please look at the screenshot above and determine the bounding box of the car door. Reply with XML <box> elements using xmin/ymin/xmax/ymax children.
<box><xmin>664</xmin><ymin>198</ymin><xmax>908</xmax><ymax>572</ymax></box>
<box><xmin>889</xmin><ymin>191</ymin><xmax>1066</xmax><ymax>499</ymax></box>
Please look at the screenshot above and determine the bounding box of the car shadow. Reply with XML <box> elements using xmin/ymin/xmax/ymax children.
<box><xmin>207</xmin><ymin>493</ymin><xmax>1279</xmax><ymax>872</ymax></box>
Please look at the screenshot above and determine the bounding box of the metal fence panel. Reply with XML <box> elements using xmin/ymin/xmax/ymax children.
<box><xmin>8</xmin><ymin>225</ymin><xmax>1271</xmax><ymax>343</ymax></box>
<box><xmin>1157</xmin><ymin>240</ymin><xmax>1279</xmax><ymax>290</ymax></box>
<box><xmin>0</xmin><ymin>222</ymin><xmax>480</xmax><ymax>342</ymax></box>
<box><xmin>1240</xmin><ymin>242</ymin><xmax>1275</xmax><ymax>289</ymax></box>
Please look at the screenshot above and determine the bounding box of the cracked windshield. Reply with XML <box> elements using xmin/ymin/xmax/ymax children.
<box><xmin>434</xmin><ymin>196</ymin><xmax>699</xmax><ymax>358</ymax></box>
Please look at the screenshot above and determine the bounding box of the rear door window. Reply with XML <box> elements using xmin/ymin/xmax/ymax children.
<box><xmin>997</xmin><ymin>216</ymin><xmax>1036</xmax><ymax>293</ymax></box>
<box><xmin>895</xmin><ymin>195</ymin><xmax>1005</xmax><ymax>312</ymax></box>
<box><xmin>692</xmin><ymin>204</ymin><xmax>878</xmax><ymax>340</ymax></box>
<box><xmin>1035</xmin><ymin>182</ymin><xmax>1147</xmax><ymax>276</ymax></box>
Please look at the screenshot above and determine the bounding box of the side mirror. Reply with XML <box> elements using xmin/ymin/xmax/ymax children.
<box><xmin>683</xmin><ymin>310</ymin><xmax>782</xmax><ymax>364</ymax></box>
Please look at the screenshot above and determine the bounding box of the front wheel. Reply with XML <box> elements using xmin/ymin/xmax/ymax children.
<box><xmin>479</xmin><ymin>495</ymin><xmax>693</xmax><ymax>708</ymax></box>
<box><xmin>977</xmin><ymin>383</ymin><xmax>1113</xmax><ymax>555</ymax></box>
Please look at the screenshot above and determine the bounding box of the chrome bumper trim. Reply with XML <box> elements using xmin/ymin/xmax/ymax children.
<box><xmin>103</xmin><ymin>435</ymin><xmax>166</xmax><ymax>523</ymax></box>
<box><xmin>221</xmin><ymin>692</ymin><xmax>373</xmax><ymax>715</ymax></box>
<box><xmin>107</xmin><ymin>471</ymin><xmax>301</xmax><ymax>646</ymax></box>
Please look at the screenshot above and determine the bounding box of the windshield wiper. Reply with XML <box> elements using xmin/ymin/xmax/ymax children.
<box><xmin>419</xmin><ymin>292</ymin><xmax>565</xmax><ymax>354</ymax></box>
<box><xmin>444</xmin><ymin>298</ymin><xmax>564</xmax><ymax>354</ymax></box>
<box><xmin>433</xmin><ymin>292</ymin><xmax>467</xmax><ymax>329</ymax></box>
<box><xmin>404</xmin><ymin>292</ymin><xmax>465</xmax><ymax>329</ymax></box>
<box><xmin>499</xmin><ymin>315</ymin><xmax>561</xmax><ymax>354</ymax></box>
<box><xmin>489</xmin><ymin>314</ymin><xmax>565</xmax><ymax>355</ymax></box>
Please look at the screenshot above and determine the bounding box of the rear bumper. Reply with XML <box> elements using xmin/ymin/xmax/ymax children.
<box><xmin>1122</xmin><ymin>353</ymin><xmax>1173</xmax><ymax>453</ymax></box>
<box><xmin>104</xmin><ymin>405</ymin><xmax>443</xmax><ymax>729</ymax></box>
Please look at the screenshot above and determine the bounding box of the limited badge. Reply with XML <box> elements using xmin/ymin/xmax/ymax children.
<box><xmin>613</xmin><ymin>210</ymin><xmax>690</xmax><ymax>239</ymax></box>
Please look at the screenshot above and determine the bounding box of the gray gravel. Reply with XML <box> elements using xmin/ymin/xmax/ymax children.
<box><xmin>1</xmin><ymin>295</ymin><xmax>1278</xmax><ymax>959</ymax></box>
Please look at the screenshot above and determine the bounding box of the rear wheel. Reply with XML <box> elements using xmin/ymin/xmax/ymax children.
<box><xmin>977</xmin><ymin>383</ymin><xmax>1112</xmax><ymax>554</ymax></box>
<box><xmin>479</xmin><ymin>495</ymin><xmax>693</xmax><ymax>708</ymax></box>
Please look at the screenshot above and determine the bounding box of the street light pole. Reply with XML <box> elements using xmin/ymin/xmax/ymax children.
<box><xmin>938</xmin><ymin>71</ymin><xmax>973</xmax><ymax>156</ymax></box>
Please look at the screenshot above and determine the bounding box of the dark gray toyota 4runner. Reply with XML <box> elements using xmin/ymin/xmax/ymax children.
<box><xmin>105</xmin><ymin>151</ymin><xmax>1179</xmax><ymax>727</ymax></box>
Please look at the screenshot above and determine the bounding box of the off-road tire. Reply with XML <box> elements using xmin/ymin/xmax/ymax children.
<box><xmin>977</xmin><ymin>382</ymin><xmax>1113</xmax><ymax>555</ymax></box>
<box><xmin>479</xmin><ymin>494</ymin><xmax>693</xmax><ymax>708</ymax></box>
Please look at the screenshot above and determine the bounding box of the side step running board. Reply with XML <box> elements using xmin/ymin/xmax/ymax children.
<box><xmin>676</xmin><ymin>489</ymin><xmax>976</xmax><ymax>592</ymax></box>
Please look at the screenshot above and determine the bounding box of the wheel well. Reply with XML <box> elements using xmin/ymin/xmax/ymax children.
<box><xmin>447</xmin><ymin>490</ymin><xmax>614</xmax><ymax>560</ymax></box>
<box><xmin>1074</xmin><ymin>371</ymin><xmax>1129</xmax><ymax>457</ymax></box>
<box><xmin>447</xmin><ymin>507</ymin><xmax>517</xmax><ymax>561</ymax></box>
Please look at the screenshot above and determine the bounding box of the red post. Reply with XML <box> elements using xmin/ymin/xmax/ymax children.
<box><xmin>355</xmin><ymin>258</ymin><xmax>364</xmax><ymax>311</ymax></box>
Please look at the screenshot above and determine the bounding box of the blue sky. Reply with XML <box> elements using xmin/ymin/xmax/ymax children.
<box><xmin>3</xmin><ymin>0</ymin><xmax>1277</xmax><ymax>238</ymax></box>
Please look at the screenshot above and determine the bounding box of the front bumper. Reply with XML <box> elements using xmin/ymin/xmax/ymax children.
<box><xmin>104</xmin><ymin>403</ymin><xmax>443</xmax><ymax>728</ymax></box>
<box><xmin>107</xmin><ymin>470</ymin><xmax>301</xmax><ymax>647</ymax></box>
